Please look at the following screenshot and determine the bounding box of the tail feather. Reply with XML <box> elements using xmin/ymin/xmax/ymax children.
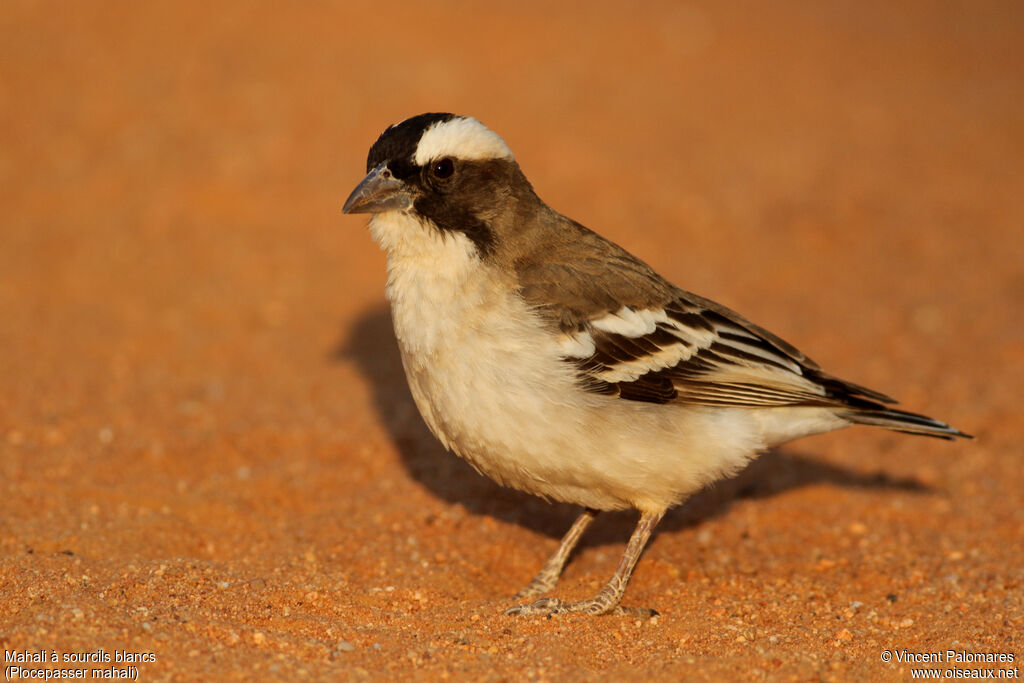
<box><xmin>845</xmin><ymin>407</ymin><xmax>973</xmax><ymax>441</ymax></box>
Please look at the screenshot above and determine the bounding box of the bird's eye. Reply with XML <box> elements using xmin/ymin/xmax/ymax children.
<box><xmin>431</xmin><ymin>158</ymin><xmax>455</xmax><ymax>179</ymax></box>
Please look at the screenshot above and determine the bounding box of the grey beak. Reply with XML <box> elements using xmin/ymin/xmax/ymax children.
<box><xmin>343</xmin><ymin>162</ymin><xmax>413</xmax><ymax>214</ymax></box>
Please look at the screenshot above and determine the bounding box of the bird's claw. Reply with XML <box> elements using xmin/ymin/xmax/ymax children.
<box><xmin>505</xmin><ymin>596</ymin><xmax>658</xmax><ymax>618</ymax></box>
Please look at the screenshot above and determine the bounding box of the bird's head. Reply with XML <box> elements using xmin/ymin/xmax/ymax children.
<box><xmin>343</xmin><ymin>113</ymin><xmax>538</xmax><ymax>257</ymax></box>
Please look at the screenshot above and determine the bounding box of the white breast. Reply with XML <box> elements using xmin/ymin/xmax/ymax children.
<box><xmin>370</xmin><ymin>212</ymin><xmax>586</xmax><ymax>486</ymax></box>
<box><xmin>366</xmin><ymin>212</ymin><xmax>810</xmax><ymax>512</ymax></box>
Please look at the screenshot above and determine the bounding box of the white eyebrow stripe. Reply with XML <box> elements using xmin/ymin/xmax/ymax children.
<box><xmin>414</xmin><ymin>117</ymin><xmax>514</xmax><ymax>165</ymax></box>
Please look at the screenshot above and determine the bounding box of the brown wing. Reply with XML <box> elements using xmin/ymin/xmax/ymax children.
<box><xmin>514</xmin><ymin>217</ymin><xmax>894</xmax><ymax>410</ymax></box>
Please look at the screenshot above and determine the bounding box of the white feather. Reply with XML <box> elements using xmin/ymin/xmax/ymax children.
<box><xmin>593</xmin><ymin>344</ymin><xmax>696</xmax><ymax>383</ymax></box>
<box><xmin>558</xmin><ymin>331</ymin><xmax>596</xmax><ymax>359</ymax></box>
<box><xmin>578</xmin><ymin>304</ymin><xmax>816</xmax><ymax>395</ymax></box>
<box><xmin>414</xmin><ymin>117</ymin><xmax>514</xmax><ymax>165</ymax></box>
<box><xmin>591</xmin><ymin>307</ymin><xmax>662</xmax><ymax>336</ymax></box>
<box><xmin>662</xmin><ymin>312</ymin><xmax>718</xmax><ymax>347</ymax></box>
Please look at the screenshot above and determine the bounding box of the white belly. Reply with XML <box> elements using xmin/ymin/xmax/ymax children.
<box><xmin>375</xmin><ymin>215</ymin><xmax>596</xmax><ymax>497</ymax></box>
<box><xmin>368</xmin><ymin>212</ymin><xmax>837</xmax><ymax>512</ymax></box>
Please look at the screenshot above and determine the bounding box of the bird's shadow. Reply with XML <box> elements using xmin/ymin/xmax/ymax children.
<box><xmin>333</xmin><ymin>303</ymin><xmax>933</xmax><ymax>549</ymax></box>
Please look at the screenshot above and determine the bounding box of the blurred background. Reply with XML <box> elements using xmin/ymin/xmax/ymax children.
<box><xmin>1</xmin><ymin>1</ymin><xmax>1021</xmax><ymax>679</ymax></box>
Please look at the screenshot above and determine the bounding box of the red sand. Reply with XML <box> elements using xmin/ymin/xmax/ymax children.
<box><xmin>2</xmin><ymin>2</ymin><xmax>1021</xmax><ymax>680</ymax></box>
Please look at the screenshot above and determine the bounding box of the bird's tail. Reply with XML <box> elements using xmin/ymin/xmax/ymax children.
<box><xmin>844</xmin><ymin>407</ymin><xmax>973</xmax><ymax>440</ymax></box>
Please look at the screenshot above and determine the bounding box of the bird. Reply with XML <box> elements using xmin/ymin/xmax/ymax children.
<box><xmin>342</xmin><ymin>112</ymin><xmax>971</xmax><ymax>617</ymax></box>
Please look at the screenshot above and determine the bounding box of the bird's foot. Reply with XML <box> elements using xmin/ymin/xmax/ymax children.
<box><xmin>504</xmin><ymin>597</ymin><xmax>567</xmax><ymax>616</ymax></box>
<box><xmin>504</xmin><ymin>596</ymin><xmax>658</xmax><ymax>618</ymax></box>
<box><xmin>511</xmin><ymin>569</ymin><xmax>560</xmax><ymax>601</ymax></box>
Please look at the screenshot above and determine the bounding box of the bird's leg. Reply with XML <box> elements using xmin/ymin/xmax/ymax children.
<box><xmin>511</xmin><ymin>508</ymin><xmax>598</xmax><ymax>601</ymax></box>
<box><xmin>506</xmin><ymin>510</ymin><xmax>665</xmax><ymax>617</ymax></box>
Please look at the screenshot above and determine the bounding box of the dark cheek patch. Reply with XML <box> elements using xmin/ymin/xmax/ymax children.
<box><xmin>413</xmin><ymin>194</ymin><xmax>496</xmax><ymax>257</ymax></box>
<box><xmin>409</xmin><ymin>159</ymin><xmax>513</xmax><ymax>258</ymax></box>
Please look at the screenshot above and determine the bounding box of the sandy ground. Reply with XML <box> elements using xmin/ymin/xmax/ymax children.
<box><xmin>2</xmin><ymin>1</ymin><xmax>1022</xmax><ymax>680</ymax></box>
